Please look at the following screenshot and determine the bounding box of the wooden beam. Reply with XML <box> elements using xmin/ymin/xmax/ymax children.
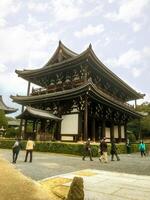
<box><xmin>84</xmin><ymin>96</ymin><xmax>88</xmax><ymax>141</ymax></box>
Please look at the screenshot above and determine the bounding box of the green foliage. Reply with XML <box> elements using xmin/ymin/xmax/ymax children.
<box><xmin>136</xmin><ymin>102</ymin><xmax>150</xmax><ymax>114</ymax></box>
<box><xmin>127</xmin><ymin>119</ymin><xmax>140</xmax><ymax>140</ymax></box>
<box><xmin>5</xmin><ymin>127</ymin><xmax>20</xmax><ymax>138</ymax></box>
<box><xmin>0</xmin><ymin>140</ymin><xmax>148</xmax><ymax>155</ymax></box>
<box><xmin>67</xmin><ymin>177</ymin><xmax>84</xmax><ymax>200</ymax></box>
<box><xmin>127</xmin><ymin>132</ymin><xmax>136</xmax><ymax>142</ymax></box>
<box><xmin>127</xmin><ymin>102</ymin><xmax>150</xmax><ymax>139</ymax></box>
<box><xmin>0</xmin><ymin>110</ymin><xmax>8</xmax><ymax>129</ymax></box>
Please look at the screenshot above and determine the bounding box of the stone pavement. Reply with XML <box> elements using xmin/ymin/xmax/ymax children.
<box><xmin>40</xmin><ymin>169</ymin><xmax>150</xmax><ymax>200</ymax></box>
<box><xmin>1</xmin><ymin>149</ymin><xmax>150</xmax><ymax>180</ymax></box>
<box><xmin>0</xmin><ymin>149</ymin><xmax>150</xmax><ymax>200</ymax></box>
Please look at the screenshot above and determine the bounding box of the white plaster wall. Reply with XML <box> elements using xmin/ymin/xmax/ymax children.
<box><xmin>121</xmin><ymin>125</ymin><xmax>125</xmax><ymax>138</ymax></box>
<box><xmin>61</xmin><ymin>136</ymin><xmax>74</xmax><ymax>141</ymax></box>
<box><xmin>105</xmin><ymin>127</ymin><xmax>110</xmax><ymax>139</ymax></box>
<box><xmin>114</xmin><ymin>126</ymin><xmax>119</xmax><ymax>138</ymax></box>
<box><xmin>61</xmin><ymin>114</ymin><xmax>78</xmax><ymax>135</ymax></box>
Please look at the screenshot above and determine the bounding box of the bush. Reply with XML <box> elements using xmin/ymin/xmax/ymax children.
<box><xmin>5</xmin><ymin>127</ymin><xmax>20</xmax><ymax>138</ymax></box>
<box><xmin>0</xmin><ymin>140</ymin><xmax>149</xmax><ymax>155</ymax></box>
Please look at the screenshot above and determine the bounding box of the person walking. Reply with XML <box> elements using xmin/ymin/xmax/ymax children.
<box><xmin>110</xmin><ymin>139</ymin><xmax>120</xmax><ymax>161</ymax></box>
<box><xmin>82</xmin><ymin>138</ymin><xmax>93</xmax><ymax>161</ymax></box>
<box><xmin>139</xmin><ymin>140</ymin><xmax>146</xmax><ymax>157</ymax></box>
<box><xmin>98</xmin><ymin>139</ymin><xmax>103</xmax><ymax>159</ymax></box>
<box><xmin>99</xmin><ymin>137</ymin><xmax>108</xmax><ymax>163</ymax></box>
<box><xmin>126</xmin><ymin>139</ymin><xmax>131</xmax><ymax>155</ymax></box>
<box><xmin>12</xmin><ymin>138</ymin><xmax>22</xmax><ymax>163</ymax></box>
<box><xmin>24</xmin><ymin>137</ymin><xmax>35</xmax><ymax>163</ymax></box>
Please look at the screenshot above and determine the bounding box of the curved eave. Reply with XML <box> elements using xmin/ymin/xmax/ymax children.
<box><xmin>0</xmin><ymin>96</ymin><xmax>18</xmax><ymax>114</ymax></box>
<box><xmin>11</xmin><ymin>82</ymin><xmax>141</xmax><ymax>118</ymax></box>
<box><xmin>15</xmin><ymin>48</ymin><xmax>89</xmax><ymax>80</ymax></box>
<box><xmin>44</xmin><ymin>41</ymin><xmax>78</xmax><ymax>67</ymax></box>
<box><xmin>16</xmin><ymin>106</ymin><xmax>61</xmax><ymax>120</ymax></box>
<box><xmin>87</xmin><ymin>48</ymin><xmax>144</xmax><ymax>100</ymax></box>
<box><xmin>15</xmin><ymin>45</ymin><xmax>144</xmax><ymax>100</ymax></box>
<box><xmin>88</xmin><ymin>82</ymin><xmax>142</xmax><ymax>118</ymax></box>
<box><xmin>11</xmin><ymin>83</ymin><xmax>88</xmax><ymax>105</ymax></box>
<box><xmin>5</xmin><ymin>108</ymin><xmax>18</xmax><ymax>114</ymax></box>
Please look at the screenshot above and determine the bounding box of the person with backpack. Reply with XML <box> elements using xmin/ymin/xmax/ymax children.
<box><xmin>110</xmin><ymin>139</ymin><xmax>120</xmax><ymax>161</ymax></box>
<box><xmin>139</xmin><ymin>140</ymin><xmax>146</xmax><ymax>157</ymax></box>
<box><xmin>82</xmin><ymin>138</ymin><xmax>93</xmax><ymax>161</ymax></box>
<box><xmin>12</xmin><ymin>138</ymin><xmax>22</xmax><ymax>163</ymax></box>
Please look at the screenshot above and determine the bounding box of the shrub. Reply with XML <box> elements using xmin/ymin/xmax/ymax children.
<box><xmin>5</xmin><ymin>127</ymin><xmax>20</xmax><ymax>138</ymax></box>
<box><xmin>0</xmin><ymin>140</ymin><xmax>150</xmax><ymax>155</ymax></box>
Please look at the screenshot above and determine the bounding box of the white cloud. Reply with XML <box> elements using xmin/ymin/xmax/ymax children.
<box><xmin>0</xmin><ymin>0</ymin><xmax>21</xmax><ymax>26</ymax></box>
<box><xmin>105</xmin><ymin>47</ymin><xmax>150</xmax><ymax>77</ymax></box>
<box><xmin>28</xmin><ymin>0</ymin><xmax>49</xmax><ymax>12</ymax></box>
<box><xmin>0</xmin><ymin>63</ymin><xmax>7</xmax><ymax>73</ymax></box>
<box><xmin>132</xmin><ymin>22</ymin><xmax>142</xmax><ymax>32</ymax></box>
<box><xmin>74</xmin><ymin>24</ymin><xmax>104</xmax><ymax>38</ymax></box>
<box><xmin>105</xmin><ymin>0</ymin><xmax>149</xmax><ymax>23</ymax></box>
<box><xmin>0</xmin><ymin>73</ymin><xmax>27</xmax><ymax>95</ymax></box>
<box><xmin>117</xmin><ymin>49</ymin><xmax>141</xmax><ymax>68</ymax></box>
<box><xmin>52</xmin><ymin>0</ymin><xmax>81</xmax><ymax>22</ymax></box>
<box><xmin>132</xmin><ymin>67</ymin><xmax>142</xmax><ymax>78</ymax></box>
<box><xmin>0</xmin><ymin>24</ymin><xmax>59</xmax><ymax>66</ymax></box>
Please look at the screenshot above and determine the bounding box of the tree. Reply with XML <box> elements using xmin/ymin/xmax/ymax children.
<box><xmin>127</xmin><ymin>102</ymin><xmax>150</xmax><ymax>140</ymax></box>
<box><xmin>0</xmin><ymin>110</ymin><xmax>8</xmax><ymax>129</ymax></box>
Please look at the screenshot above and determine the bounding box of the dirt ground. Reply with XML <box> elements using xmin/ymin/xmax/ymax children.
<box><xmin>0</xmin><ymin>157</ymin><xmax>57</xmax><ymax>200</ymax></box>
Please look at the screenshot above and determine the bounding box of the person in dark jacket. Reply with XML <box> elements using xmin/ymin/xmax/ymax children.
<box><xmin>99</xmin><ymin>137</ymin><xmax>108</xmax><ymax>163</ymax></box>
<box><xmin>12</xmin><ymin>138</ymin><xmax>22</xmax><ymax>163</ymax></box>
<box><xmin>110</xmin><ymin>139</ymin><xmax>120</xmax><ymax>161</ymax></box>
<box><xmin>82</xmin><ymin>138</ymin><xmax>93</xmax><ymax>161</ymax></box>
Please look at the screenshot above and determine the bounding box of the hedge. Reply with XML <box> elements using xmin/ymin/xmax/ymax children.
<box><xmin>0</xmin><ymin>139</ymin><xmax>150</xmax><ymax>156</ymax></box>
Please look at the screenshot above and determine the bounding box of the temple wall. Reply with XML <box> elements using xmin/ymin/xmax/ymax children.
<box><xmin>121</xmin><ymin>125</ymin><xmax>125</xmax><ymax>138</ymax></box>
<box><xmin>114</xmin><ymin>125</ymin><xmax>119</xmax><ymax>138</ymax></box>
<box><xmin>61</xmin><ymin>114</ymin><xmax>79</xmax><ymax>141</ymax></box>
<box><xmin>105</xmin><ymin>127</ymin><xmax>110</xmax><ymax>141</ymax></box>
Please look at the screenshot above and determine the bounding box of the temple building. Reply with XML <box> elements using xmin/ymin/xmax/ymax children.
<box><xmin>0</xmin><ymin>95</ymin><xmax>17</xmax><ymax>114</ymax></box>
<box><xmin>11</xmin><ymin>41</ymin><xmax>144</xmax><ymax>142</ymax></box>
<box><xmin>0</xmin><ymin>95</ymin><xmax>17</xmax><ymax>133</ymax></box>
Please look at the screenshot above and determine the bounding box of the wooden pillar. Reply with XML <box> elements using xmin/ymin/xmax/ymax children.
<box><xmin>118</xmin><ymin>123</ymin><xmax>122</xmax><ymax>143</ymax></box>
<box><xmin>24</xmin><ymin>119</ymin><xmax>28</xmax><ymax>139</ymax></box>
<box><xmin>135</xmin><ymin>99</ymin><xmax>137</xmax><ymax>108</ymax></box>
<box><xmin>27</xmin><ymin>81</ymin><xmax>31</xmax><ymax>96</ymax></box>
<box><xmin>84</xmin><ymin>96</ymin><xmax>88</xmax><ymax>141</ymax></box>
<box><xmin>92</xmin><ymin>117</ymin><xmax>95</xmax><ymax>142</ymax></box>
<box><xmin>124</xmin><ymin>122</ymin><xmax>127</xmax><ymax>141</ymax></box>
<box><xmin>139</xmin><ymin>118</ymin><xmax>142</xmax><ymax>139</ymax></box>
<box><xmin>78</xmin><ymin>113</ymin><xmax>83</xmax><ymax>141</ymax></box>
<box><xmin>19</xmin><ymin>105</ymin><xmax>24</xmax><ymax>138</ymax></box>
<box><xmin>102</xmin><ymin>120</ymin><xmax>105</xmax><ymax>139</ymax></box>
<box><xmin>110</xmin><ymin>123</ymin><xmax>114</xmax><ymax>142</ymax></box>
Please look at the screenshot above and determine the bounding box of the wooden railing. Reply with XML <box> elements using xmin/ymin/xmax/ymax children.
<box><xmin>31</xmin><ymin>79</ymin><xmax>84</xmax><ymax>96</ymax></box>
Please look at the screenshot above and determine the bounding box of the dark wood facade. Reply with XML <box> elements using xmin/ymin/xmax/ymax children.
<box><xmin>11</xmin><ymin>41</ymin><xmax>144</xmax><ymax>142</ymax></box>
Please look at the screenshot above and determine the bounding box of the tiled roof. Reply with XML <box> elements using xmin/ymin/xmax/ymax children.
<box><xmin>17</xmin><ymin>106</ymin><xmax>62</xmax><ymax>120</ymax></box>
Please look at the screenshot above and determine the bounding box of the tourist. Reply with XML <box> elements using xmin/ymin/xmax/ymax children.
<box><xmin>12</xmin><ymin>138</ymin><xmax>22</xmax><ymax>163</ymax></box>
<box><xmin>99</xmin><ymin>137</ymin><xmax>108</xmax><ymax>163</ymax></box>
<box><xmin>82</xmin><ymin>138</ymin><xmax>93</xmax><ymax>161</ymax></box>
<box><xmin>139</xmin><ymin>140</ymin><xmax>146</xmax><ymax>157</ymax></box>
<box><xmin>24</xmin><ymin>137</ymin><xmax>35</xmax><ymax>162</ymax></box>
<box><xmin>126</xmin><ymin>138</ymin><xmax>131</xmax><ymax>155</ymax></box>
<box><xmin>110</xmin><ymin>139</ymin><xmax>120</xmax><ymax>161</ymax></box>
<box><xmin>98</xmin><ymin>139</ymin><xmax>103</xmax><ymax>159</ymax></box>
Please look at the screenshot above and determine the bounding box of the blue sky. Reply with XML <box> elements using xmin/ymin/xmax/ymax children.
<box><xmin>0</xmin><ymin>0</ymin><xmax>150</xmax><ymax>117</ymax></box>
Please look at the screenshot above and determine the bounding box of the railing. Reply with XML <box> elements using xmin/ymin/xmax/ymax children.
<box><xmin>31</xmin><ymin>79</ymin><xmax>84</xmax><ymax>96</ymax></box>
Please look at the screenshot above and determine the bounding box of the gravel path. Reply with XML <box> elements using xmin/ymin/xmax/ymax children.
<box><xmin>0</xmin><ymin>149</ymin><xmax>150</xmax><ymax>180</ymax></box>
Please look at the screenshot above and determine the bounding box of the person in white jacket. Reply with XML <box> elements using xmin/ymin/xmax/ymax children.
<box><xmin>24</xmin><ymin>137</ymin><xmax>35</xmax><ymax>162</ymax></box>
